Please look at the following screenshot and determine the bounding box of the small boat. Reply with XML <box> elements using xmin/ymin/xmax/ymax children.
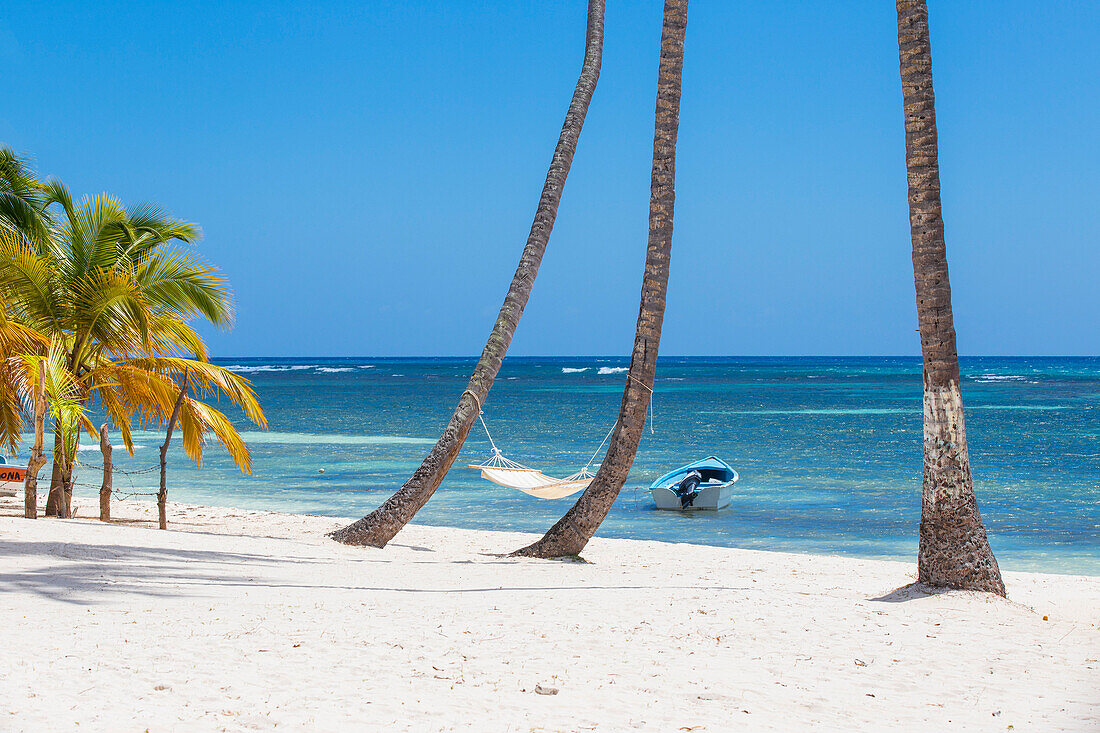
<box><xmin>649</xmin><ymin>456</ymin><xmax>739</xmax><ymax>511</ymax></box>
<box><xmin>0</xmin><ymin>456</ymin><xmax>28</xmax><ymax>497</ymax></box>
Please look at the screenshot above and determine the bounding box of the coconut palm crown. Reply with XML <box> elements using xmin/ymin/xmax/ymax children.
<box><xmin>0</xmin><ymin>181</ymin><xmax>265</xmax><ymax>476</ymax></box>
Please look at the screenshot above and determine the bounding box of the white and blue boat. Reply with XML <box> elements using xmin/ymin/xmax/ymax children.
<box><xmin>649</xmin><ymin>456</ymin><xmax>739</xmax><ymax>511</ymax></box>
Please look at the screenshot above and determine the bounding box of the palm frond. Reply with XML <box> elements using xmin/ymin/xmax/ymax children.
<box><xmin>135</xmin><ymin>248</ymin><xmax>233</xmax><ymax>327</ymax></box>
<box><xmin>124</xmin><ymin>356</ymin><xmax>266</xmax><ymax>428</ymax></box>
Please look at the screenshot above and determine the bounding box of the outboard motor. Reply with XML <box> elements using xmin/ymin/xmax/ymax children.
<box><xmin>674</xmin><ymin>470</ymin><xmax>702</xmax><ymax>508</ymax></box>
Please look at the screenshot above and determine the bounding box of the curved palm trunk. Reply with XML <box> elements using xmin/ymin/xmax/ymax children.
<box><xmin>331</xmin><ymin>0</ymin><xmax>605</xmax><ymax>549</ymax></box>
<box><xmin>896</xmin><ymin>0</ymin><xmax>1004</xmax><ymax>595</ymax></box>
<box><xmin>514</xmin><ymin>0</ymin><xmax>687</xmax><ymax>559</ymax></box>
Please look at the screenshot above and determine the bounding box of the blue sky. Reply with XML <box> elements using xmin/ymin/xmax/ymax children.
<box><xmin>3</xmin><ymin>1</ymin><xmax>1097</xmax><ymax>356</ymax></box>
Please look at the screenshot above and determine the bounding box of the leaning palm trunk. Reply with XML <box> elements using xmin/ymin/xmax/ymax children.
<box><xmin>896</xmin><ymin>0</ymin><xmax>1004</xmax><ymax>595</ymax></box>
<box><xmin>514</xmin><ymin>0</ymin><xmax>687</xmax><ymax>559</ymax></box>
<box><xmin>23</xmin><ymin>361</ymin><xmax>46</xmax><ymax>519</ymax></box>
<box><xmin>331</xmin><ymin>0</ymin><xmax>606</xmax><ymax>548</ymax></box>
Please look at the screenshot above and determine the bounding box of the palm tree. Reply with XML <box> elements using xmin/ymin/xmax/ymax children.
<box><xmin>331</xmin><ymin>0</ymin><xmax>606</xmax><ymax>548</ymax></box>
<box><xmin>896</xmin><ymin>0</ymin><xmax>1004</xmax><ymax>595</ymax></box>
<box><xmin>52</xmin><ymin>354</ymin><xmax>265</xmax><ymax>522</ymax></box>
<box><xmin>514</xmin><ymin>0</ymin><xmax>688</xmax><ymax>558</ymax></box>
<box><xmin>106</xmin><ymin>358</ymin><xmax>267</xmax><ymax>524</ymax></box>
<box><xmin>0</xmin><ymin>190</ymin><xmax>232</xmax><ymax>515</ymax></box>
<box><xmin>17</xmin><ymin>341</ymin><xmax>99</xmax><ymax>518</ymax></box>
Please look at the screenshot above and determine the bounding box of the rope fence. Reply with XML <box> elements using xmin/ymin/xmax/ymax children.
<box><xmin>67</xmin><ymin>460</ymin><xmax>162</xmax><ymax>500</ymax></box>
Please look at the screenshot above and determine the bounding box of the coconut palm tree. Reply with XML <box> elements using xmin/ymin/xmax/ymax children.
<box><xmin>895</xmin><ymin>0</ymin><xmax>1004</xmax><ymax>595</ymax></box>
<box><xmin>514</xmin><ymin>0</ymin><xmax>688</xmax><ymax>558</ymax></box>
<box><xmin>0</xmin><ymin>189</ymin><xmax>232</xmax><ymax>514</ymax></box>
<box><xmin>331</xmin><ymin>0</ymin><xmax>606</xmax><ymax>548</ymax></box>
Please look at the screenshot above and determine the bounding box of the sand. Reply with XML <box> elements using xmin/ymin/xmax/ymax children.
<box><xmin>1</xmin><ymin>495</ymin><xmax>1097</xmax><ymax>732</ymax></box>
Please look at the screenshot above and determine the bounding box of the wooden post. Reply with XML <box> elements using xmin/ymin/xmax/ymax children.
<box><xmin>23</xmin><ymin>360</ymin><xmax>46</xmax><ymax>519</ymax></box>
<box><xmin>159</xmin><ymin>375</ymin><xmax>188</xmax><ymax>530</ymax></box>
<box><xmin>99</xmin><ymin>423</ymin><xmax>112</xmax><ymax>522</ymax></box>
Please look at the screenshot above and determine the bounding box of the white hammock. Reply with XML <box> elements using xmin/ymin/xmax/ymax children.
<box><xmin>468</xmin><ymin>449</ymin><xmax>596</xmax><ymax>499</ymax></box>
<box><xmin>463</xmin><ymin>389</ymin><xmax>620</xmax><ymax>500</ymax></box>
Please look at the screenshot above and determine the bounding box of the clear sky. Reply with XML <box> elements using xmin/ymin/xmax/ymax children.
<box><xmin>3</xmin><ymin>1</ymin><xmax>1097</xmax><ymax>356</ymax></box>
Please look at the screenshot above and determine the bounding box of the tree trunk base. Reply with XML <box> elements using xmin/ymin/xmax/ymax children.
<box><xmin>329</xmin><ymin>487</ymin><xmax>426</xmax><ymax>548</ymax></box>
<box><xmin>510</xmin><ymin>518</ymin><xmax>593</xmax><ymax>559</ymax></box>
<box><xmin>44</xmin><ymin>487</ymin><xmax>63</xmax><ymax>517</ymax></box>
<box><xmin>918</xmin><ymin>515</ymin><xmax>1005</xmax><ymax>596</ymax></box>
<box><xmin>328</xmin><ymin>522</ymin><xmax>389</xmax><ymax>549</ymax></box>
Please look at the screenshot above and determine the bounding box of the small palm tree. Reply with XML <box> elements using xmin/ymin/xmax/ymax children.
<box><xmin>895</xmin><ymin>0</ymin><xmax>1004</xmax><ymax>594</ymax></box>
<box><xmin>514</xmin><ymin>0</ymin><xmax>688</xmax><ymax>558</ymax></box>
<box><xmin>91</xmin><ymin>356</ymin><xmax>266</xmax><ymax>528</ymax></box>
<box><xmin>12</xmin><ymin>340</ymin><xmax>99</xmax><ymax>518</ymax></box>
<box><xmin>331</xmin><ymin>0</ymin><xmax>607</xmax><ymax>548</ymax></box>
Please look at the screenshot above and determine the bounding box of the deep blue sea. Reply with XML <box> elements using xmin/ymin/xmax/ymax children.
<box><xmin>60</xmin><ymin>357</ymin><xmax>1099</xmax><ymax>575</ymax></box>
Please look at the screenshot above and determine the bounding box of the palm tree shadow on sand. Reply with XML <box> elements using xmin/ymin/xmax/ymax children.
<box><xmin>869</xmin><ymin>582</ymin><xmax>955</xmax><ymax>603</ymax></box>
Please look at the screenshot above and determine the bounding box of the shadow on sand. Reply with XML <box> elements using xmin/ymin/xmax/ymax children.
<box><xmin>1</xmin><ymin>537</ymin><xmax>754</xmax><ymax>606</ymax></box>
<box><xmin>869</xmin><ymin>582</ymin><xmax>951</xmax><ymax>603</ymax></box>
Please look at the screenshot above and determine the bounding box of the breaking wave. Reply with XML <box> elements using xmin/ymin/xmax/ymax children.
<box><xmin>224</xmin><ymin>364</ymin><xmax>318</xmax><ymax>374</ymax></box>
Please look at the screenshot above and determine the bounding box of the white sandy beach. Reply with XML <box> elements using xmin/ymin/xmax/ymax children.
<box><xmin>1</xmin><ymin>495</ymin><xmax>1097</xmax><ymax>732</ymax></box>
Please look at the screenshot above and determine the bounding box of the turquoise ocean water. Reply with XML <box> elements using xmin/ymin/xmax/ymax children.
<box><xmin>56</xmin><ymin>357</ymin><xmax>1099</xmax><ymax>575</ymax></box>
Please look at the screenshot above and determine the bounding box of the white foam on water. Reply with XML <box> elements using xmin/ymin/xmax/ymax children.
<box><xmin>316</xmin><ymin>367</ymin><xmax>355</xmax><ymax>373</ymax></box>
<box><xmin>598</xmin><ymin>367</ymin><xmax>629</xmax><ymax>375</ymax></box>
<box><xmin>972</xmin><ymin>374</ymin><xmax>1029</xmax><ymax>382</ymax></box>
<box><xmin>562</xmin><ymin>367</ymin><xmax>589</xmax><ymax>373</ymax></box>
<box><xmin>225</xmin><ymin>364</ymin><xmax>318</xmax><ymax>374</ymax></box>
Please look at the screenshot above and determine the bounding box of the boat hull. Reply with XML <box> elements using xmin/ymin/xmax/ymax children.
<box><xmin>650</xmin><ymin>481</ymin><xmax>735</xmax><ymax>511</ymax></box>
<box><xmin>0</xmin><ymin>465</ymin><xmax>27</xmax><ymax>497</ymax></box>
